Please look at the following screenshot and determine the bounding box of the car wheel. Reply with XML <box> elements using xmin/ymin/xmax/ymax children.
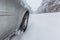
<box><xmin>19</xmin><ymin>11</ymin><xmax>29</xmax><ymax>32</ymax></box>
<box><xmin>7</xmin><ymin>11</ymin><xmax>29</xmax><ymax>40</ymax></box>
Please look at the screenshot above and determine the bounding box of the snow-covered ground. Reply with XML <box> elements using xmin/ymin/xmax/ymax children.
<box><xmin>12</xmin><ymin>13</ymin><xmax>60</xmax><ymax>40</ymax></box>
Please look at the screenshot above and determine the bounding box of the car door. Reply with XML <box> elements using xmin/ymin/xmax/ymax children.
<box><xmin>0</xmin><ymin>0</ymin><xmax>19</xmax><ymax>38</ymax></box>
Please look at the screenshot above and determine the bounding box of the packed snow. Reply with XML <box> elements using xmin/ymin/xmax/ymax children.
<box><xmin>12</xmin><ymin>13</ymin><xmax>60</xmax><ymax>40</ymax></box>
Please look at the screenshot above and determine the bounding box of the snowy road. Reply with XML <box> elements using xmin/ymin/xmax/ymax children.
<box><xmin>12</xmin><ymin>13</ymin><xmax>60</xmax><ymax>40</ymax></box>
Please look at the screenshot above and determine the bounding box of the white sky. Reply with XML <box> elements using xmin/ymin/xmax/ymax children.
<box><xmin>25</xmin><ymin>0</ymin><xmax>42</xmax><ymax>12</ymax></box>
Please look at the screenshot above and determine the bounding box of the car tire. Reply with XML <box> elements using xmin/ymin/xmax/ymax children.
<box><xmin>8</xmin><ymin>11</ymin><xmax>29</xmax><ymax>40</ymax></box>
<box><xmin>19</xmin><ymin>11</ymin><xmax>29</xmax><ymax>32</ymax></box>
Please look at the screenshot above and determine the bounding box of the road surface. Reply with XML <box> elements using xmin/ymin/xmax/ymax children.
<box><xmin>12</xmin><ymin>13</ymin><xmax>60</xmax><ymax>40</ymax></box>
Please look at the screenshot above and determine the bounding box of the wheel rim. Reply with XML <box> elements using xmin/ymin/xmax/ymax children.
<box><xmin>19</xmin><ymin>13</ymin><xmax>29</xmax><ymax>32</ymax></box>
<box><xmin>23</xmin><ymin>14</ymin><xmax>28</xmax><ymax>29</ymax></box>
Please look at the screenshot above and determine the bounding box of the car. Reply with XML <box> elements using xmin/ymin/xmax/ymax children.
<box><xmin>0</xmin><ymin>0</ymin><xmax>29</xmax><ymax>40</ymax></box>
